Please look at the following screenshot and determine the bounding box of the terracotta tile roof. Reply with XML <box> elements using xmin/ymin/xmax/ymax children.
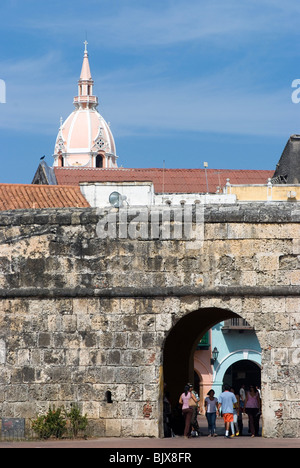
<box><xmin>0</xmin><ymin>184</ymin><xmax>90</xmax><ymax>211</ymax></box>
<box><xmin>54</xmin><ymin>167</ymin><xmax>274</xmax><ymax>193</ymax></box>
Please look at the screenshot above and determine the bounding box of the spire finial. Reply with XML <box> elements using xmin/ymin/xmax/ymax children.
<box><xmin>84</xmin><ymin>40</ymin><xmax>88</xmax><ymax>53</ymax></box>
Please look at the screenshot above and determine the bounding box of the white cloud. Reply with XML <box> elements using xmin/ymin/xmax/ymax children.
<box><xmin>0</xmin><ymin>48</ymin><xmax>297</xmax><ymax>140</ymax></box>
<box><xmin>0</xmin><ymin>53</ymin><xmax>73</xmax><ymax>133</ymax></box>
<box><xmin>14</xmin><ymin>0</ymin><xmax>300</xmax><ymax>49</ymax></box>
<box><xmin>1</xmin><ymin>0</ymin><xmax>299</xmax><ymax>140</ymax></box>
<box><xmin>105</xmin><ymin>79</ymin><xmax>297</xmax><ymax>138</ymax></box>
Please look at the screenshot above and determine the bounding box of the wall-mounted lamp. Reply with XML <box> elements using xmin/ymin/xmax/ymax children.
<box><xmin>211</xmin><ymin>347</ymin><xmax>219</xmax><ymax>365</ymax></box>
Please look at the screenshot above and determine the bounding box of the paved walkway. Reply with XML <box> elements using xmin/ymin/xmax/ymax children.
<box><xmin>0</xmin><ymin>436</ymin><xmax>299</xmax><ymax>448</ymax></box>
<box><xmin>0</xmin><ymin>415</ymin><xmax>299</xmax><ymax>448</ymax></box>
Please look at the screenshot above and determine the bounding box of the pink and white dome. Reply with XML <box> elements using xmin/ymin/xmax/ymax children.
<box><xmin>53</xmin><ymin>43</ymin><xmax>117</xmax><ymax>169</ymax></box>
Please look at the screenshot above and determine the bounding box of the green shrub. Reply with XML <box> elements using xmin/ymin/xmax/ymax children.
<box><xmin>31</xmin><ymin>414</ymin><xmax>52</xmax><ymax>440</ymax></box>
<box><xmin>31</xmin><ymin>404</ymin><xmax>88</xmax><ymax>440</ymax></box>
<box><xmin>31</xmin><ymin>406</ymin><xmax>66</xmax><ymax>439</ymax></box>
<box><xmin>66</xmin><ymin>404</ymin><xmax>88</xmax><ymax>438</ymax></box>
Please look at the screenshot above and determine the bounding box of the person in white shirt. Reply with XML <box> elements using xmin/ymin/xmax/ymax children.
<box><xmin>204</xmin><ymin>390</ymin><xmax>218</xmax><ymax>437</ymax></box>
<box><xmin>239</xmin><ymin>384</ymin><xmax>246</xmax><ymax>414</ymax></box>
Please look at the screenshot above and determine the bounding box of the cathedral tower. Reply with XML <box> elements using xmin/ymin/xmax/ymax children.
<box><xmin>53</xmin><ymin>42</ymin><xmax>117</xmax><ymax>169</ymax></box>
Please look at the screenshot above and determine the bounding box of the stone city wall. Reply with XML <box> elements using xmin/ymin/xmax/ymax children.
<box><xmin>0</xmin><ymin>203</ymin><xmax>299</xmax><ymax>437</ymax></box>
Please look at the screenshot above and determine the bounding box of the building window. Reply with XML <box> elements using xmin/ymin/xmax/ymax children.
<box><xmin>222</xmin><ymin>318</ymin><xmax>254</xmax><ymax>332</ymax></box>
<box><xmin>106</xmin><ymin>391</ymin><xmax>113</xmax><ymax>404</ymax></box>
<box><xmin>58</xmin><ymin>154</ymin><xmax>64</xmax><ymax>167</ymax></box>
<box><xmin>196</xmin><ymin>331</ymin><xmax>210</xmax><ymax>350</ymax></box>
<box><xmin>96</xmin><ymin>154</ymin><xmax>103</xmax><ymax>168</ymax></box>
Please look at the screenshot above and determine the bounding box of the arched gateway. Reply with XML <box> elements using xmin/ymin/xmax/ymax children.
<box><xmin>163</xmin><ymin>307</ymin><xmax>261</xmax><ymax>410</ymax></box>
<box><xmin>0</xmin><ymin>203</ymin><xmax>299</xmax><ymax>438</ymax></box>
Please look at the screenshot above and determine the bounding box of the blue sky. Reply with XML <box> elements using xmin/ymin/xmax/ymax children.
<box><xmin>1</xmin><ymin>0</ymin><xmax>300</xmax><ymax>183</ymax></box>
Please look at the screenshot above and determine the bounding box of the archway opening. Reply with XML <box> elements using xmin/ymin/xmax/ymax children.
<box><xmin>162</xmin><ymin>307</ymin><xmax>262</xmax><ymax>437</ymax></box>
<box><xmin>163</xmin><ymin>307</ymin><xmax>237</xmax><ymax>410</ymax></box>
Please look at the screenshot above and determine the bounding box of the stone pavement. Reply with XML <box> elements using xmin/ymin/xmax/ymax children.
<box><xmin>0</xmin><ymin>435</ymin><xmax>299</xmax><ymax>448</ymax></box>
<box><xmin>0</xmin><ymin>415</ymin><xmax>299</xmax><ymax>448</ymax></box>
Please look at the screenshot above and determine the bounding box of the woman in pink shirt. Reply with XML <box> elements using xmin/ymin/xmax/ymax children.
<box><xmin>179</xmin><ymin>385</ymin><xmax>198</xmax><ymax>438</ymax></box>
<box><xmin>245</xmin><ymin>385</ymin><xmax>261</xmax><ymax>437</ymax></box>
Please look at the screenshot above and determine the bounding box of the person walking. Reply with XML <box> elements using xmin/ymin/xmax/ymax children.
<box><xmin>245</xmin><ymin>385</ymin><xmax>261</xmax><ymax>437</ymax></box>
<box><xmin>239</xmin><ymin>384</ymin><xmax>246</xmax><ymax>414</ymax></box>
<box><xmin>187</xmin><ymin>383</ymin><xmax>201</xmax><ymax>436</ymax></box>
<box><xmin>217</xmin><ymin>384</ymin><xmax>237</xmax><ymax>439</ymax></box>
<box><xmin>204</xmin><ymin>389</ymin><xmax>218</xmax><ymax>437</ymax></box>
<box><xmin>230</xmin><ymin>387</ymin><xmax>240</xmax><ymax>437</ymax></box>
<box><xmin>179</xmin><ymin>385</ymin><xmax>197</xmax><ymax>439</ymax></box>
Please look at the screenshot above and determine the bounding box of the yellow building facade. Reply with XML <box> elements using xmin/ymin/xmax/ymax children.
<box><xmin>226</xmin><ymin>181</ymin><xmax>300</xmax><ymax>202</ymax></box>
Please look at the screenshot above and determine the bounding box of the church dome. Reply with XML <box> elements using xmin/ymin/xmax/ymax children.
<box><xmin>53</xmin><ymin>43</ymin><xmax>118</xmax><ymax>169</ymax></box>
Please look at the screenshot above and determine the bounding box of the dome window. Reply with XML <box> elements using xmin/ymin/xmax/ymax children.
<box><xmin>58</xmin><ymin>154</ymin><xmax>64</xmax><ymax>167</ymax></box>
<box><xmin>96</xmin><ymin>154</ymin><xmax>103</xmax><ymax>168</ymax></box>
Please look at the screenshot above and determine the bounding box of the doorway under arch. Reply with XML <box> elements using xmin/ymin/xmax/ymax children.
<box><xmin>223</xmin><ymin>359</ymin><xmax>261</xmax><ymax>391</ymax></box>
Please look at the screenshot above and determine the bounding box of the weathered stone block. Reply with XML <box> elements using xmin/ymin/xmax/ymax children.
<box><xmin>0</xmin><ymin>204</ymin><xmax>299</xmax><ymax>438</ymax></box>
<box><xmin>105</xmin><ymin>418</ymin><xmax>121</xmax><ymax>437</ymax></box>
